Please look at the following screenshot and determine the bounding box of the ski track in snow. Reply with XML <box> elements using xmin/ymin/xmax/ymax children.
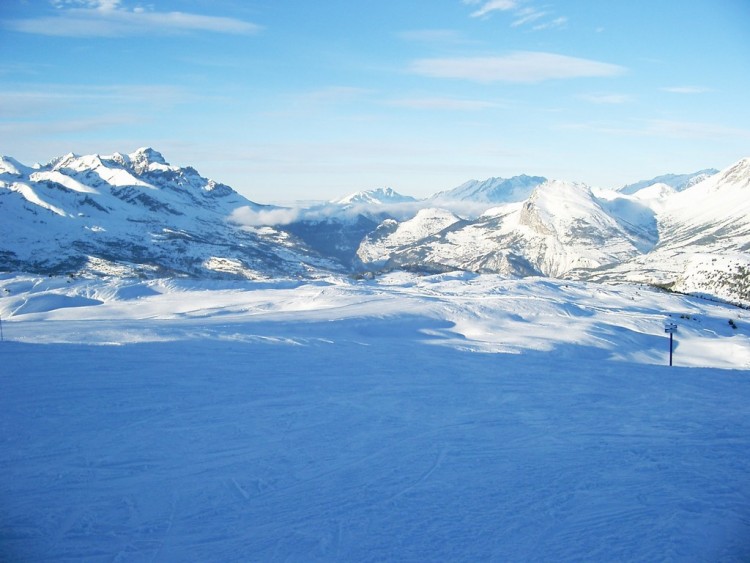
<box><xmin>1</xmin><ymin>272</ymin><xmax>749</xmax><ymax>561</ymax></box>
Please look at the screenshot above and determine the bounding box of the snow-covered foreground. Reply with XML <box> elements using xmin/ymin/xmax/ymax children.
<box><xmin>1</xmin><ymin>273</ymin><xmax>750</xmax><ymax>561</ymax></box>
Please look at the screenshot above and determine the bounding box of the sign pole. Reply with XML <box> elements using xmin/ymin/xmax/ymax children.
<box><xmin>669</xmin><ymin>332</ymin><xmax>673</xmax><ymax>367</ymax></box>
<box><xmin>664</xmin><ymin>321</ymin><xmax>677</xmax><ymax>367</ymax></box>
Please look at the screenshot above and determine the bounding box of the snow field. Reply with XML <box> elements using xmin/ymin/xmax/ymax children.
<box><xmin>2</xmin><ymin>272</ymin><xmax>748</xmax><ymax>369</ymax></box>
<box><xmin>1</xmin><ymin>272</ymin><xmax>750</xmax><ymax>560</ymax></box>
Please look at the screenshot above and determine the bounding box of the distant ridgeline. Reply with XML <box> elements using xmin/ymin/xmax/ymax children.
<box><xmin>1</xmin><ymin>149</ymin><xmax>749</xmax><ymax>306</ymax></box>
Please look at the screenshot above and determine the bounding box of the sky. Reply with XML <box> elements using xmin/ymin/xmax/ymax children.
<box><xmin>1</xmin><ymin>0</ymin><xmax>749</xmax><ymax>203</ymax></box>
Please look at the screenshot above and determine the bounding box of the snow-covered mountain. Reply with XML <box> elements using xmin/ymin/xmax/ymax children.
<box><xmin>357</xmin><ymin>208</ymin><xmax>463</xmax><ymax>267</ymax></box>
<box><xmin>593</xmin><ymin>158</ymin><xmax>750</xmax><ymax>304</ymax></box>
<box><xmin>359</xmin><ymin>180</ymin><xmax>653</xmax><ymax>277</ymax></box>
<box><xmin>356</xmin><ymin>158</ymin><xmax>750</xmax><ymax>306</ymax></box>
<box><xmin>282</xmin><ymin>213</ymin><xmax>381</xmax><ymax>266</ymax></box>
<box><xmin>3</xmin><ymin>148</ymin><xmax>748</xmax><ymax>306</ymax></box>
<box><xmin>431</xmin><ymin>174</ymin><xmax>547</xmax><ymax>204</ymax></box>
<box><xmin>0</xmin><ymin>148</ymin><xmax>339</xmax><ymax>279</ymax></box>
<box><xmin>619</xmin><ymin>169</ymin><xmax>718</xmax><ymax>195</ymax></box>
<box><xmin>266</xmin><ymin>188</ymin><xmax>419</xmax><ymax>266</ymax></box>
<box><xmin>333</xmin><ymin>187</ymin><xmax>416</xmax><ymax>206</ymax></box>
<box><xmin>3</xmin><ymin>271</ymin><xmax>749</xmax><ymax>561</ymax></box>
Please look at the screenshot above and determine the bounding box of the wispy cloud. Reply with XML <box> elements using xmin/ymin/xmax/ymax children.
<box><xmin>398</xmin><ymin>29</ymin><xmax>477</xmax><ymax>45</ymax></box>
<box><xmin>409</xmin><ymin>52</ymin><xmax>625</xmax><ymax>83</ymax></box>
<box><xmin>386</xmin><ymin>97</ymin><xmax>502</xmax><ymax>111</ymax></box>
<box><xmin>298</xmin><ymin>87</ymin><xmax>372</xmax><ymax>104</ymax></box>
<box><xmin>229</xmin><ymin>198</ymin><xmax>492</xmax><ymax>228</ymax></box>
<box><xmin>578</xmin><ymin>93</ymin><xmax>633</xmax><ymax>104</ymax></box>
<box><xmin>261</xmin><ymin>86</ymin><xmax>373</xmax><ymax>119</ymax></box>
<box><xmin>660</xmin><ymin>86</ymin><xmax>712</xmax><ymax>95</ymax></box>
<box><xmin>5</xmin><ymin>0</ymin><xmax>261</xmax><ymax>37</ymax></box>
<box><xmin>463</xmin><ymin>0</ymin><xmax>517</xmax><ymax>18</ymax></box>
<box><xmin>229</xmin><ymin>206</ymin><xmax>303</xmax><ymax>227</ymax></box>
<box><xmin>532</xmin><ymin>16</ymin><xmax>567</xmax><ymax>30</ymax></box>
<box><xmin>0</xmin><ymin>84</ymin><xmax>197</xmax><ymax>118</ymax></box>
<box><xmin>0</xmin><ymin>115</ymin><xmax>137</xmax><ymax>136</ymax></box>
<box><xmin>560</xmin><ymin>119</ymin><xmax>750</xmax><ymax>140</ymax></box>
<box><xmin>463</xmin><ymin>0</ymin><xmax>566</xmax><ymax>30</ymax></box>
<box><xmin>646</xmin><ymin>119</ymin><xmax>750</xmax><ymax>140</ymax></box>
<box><xmin>511</xmin><ymin>6</ymin><xmax>545</xmax><ymax>26</ymax></box>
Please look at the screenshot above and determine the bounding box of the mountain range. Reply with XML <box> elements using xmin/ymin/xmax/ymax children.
<box><xmin>0</xmin><ymin>148</ymin><xmax>339</xmax><ymax>279</ymax></box>
<box><xmin>1</xmin><ymin>148</ymin><xmax>748</xmax><ymax>306</ymax></box>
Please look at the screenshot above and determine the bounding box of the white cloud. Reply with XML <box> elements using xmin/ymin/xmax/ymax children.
<box><xmin>398</xmin><ymin>29</ymin><xmax>474</xmax><ymax>45</ymax></box>
<box><xmin>7</xmin><ymin>1</ymin><xmax>261</xmax><ymax>37</ymax></box>
<box><xmin>646</xmin><ymin>119</ymin><xmax>750</xmax><ymax>140</ymax></box>
<box><xmin>660</xmin><ymin>86</ymin><xmax>711</xmax><ymax>95</ymax></box>
<box><xmin>299</xmin><ymin>86</ymin><xmax>372</xmax><ymax>104</ymax></box>
<box><xmin>51</xmin><ymin>0</ymin><xmax>116</xmax><ymax>8</ymax></box>
<box><xmin>54</xmin><ymin>0</ymin><xmax>121</xmax><ymax>10</ymax></box>
<box><xmin>511</xmin><ymin>6</ymin><xmax>546</xmax><ymax>26</ymax></box>
<box><xmin>409</xmin><ymin>52</ymin><xmax>626</xmax><ymax>83</ymax></box>
<box><xmin>228</xmin><ymin>206</ymin><xmax>302</xmax><ymax>227</ymax></box>
<box><xmin>463</xmin><ymin>0</ymin><xmax>566</xmax><ymax>30</ymax></box>
<box><xmin>533</xmin><ymin>16</ymin><xmax>568</xmax><ymax>30</ymax></box>
<box><xmin>0</xmin><ymin>115</ymin><xmax>137</xmax><ymax>136</ymax></box>
<box><xmin>228</xmin><ymin>199</ymin><xmax>495</xmax><ymax>228</ymax></box>
<box><xmin>465</xmin><ymin>0</ymin><xmax>517</xmax><ymax>18</ymax></box>
<box><xmin>559</xmin><ymin>119</ymin><xmax>750</xmax><ymax>140</ymax></box>
<box><xmin>386</xmin><ymin>97</ymin><xmax>502</xmax><ymax>111</ymax></box>
<box><xmin>578</xmin><ymin>93</ymin><xmax>633</xmax><ymax>104</ymax></box>
<box><xmin>0</xmin><ymin>84</ymin><xmax>196</xmax><ymax>118</ymax></box>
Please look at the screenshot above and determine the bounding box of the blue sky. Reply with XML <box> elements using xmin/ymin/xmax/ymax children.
<box><xmin>2</xmin><ymin>0</ymin><xmax>749</xmax><ymax>202</ymax></box>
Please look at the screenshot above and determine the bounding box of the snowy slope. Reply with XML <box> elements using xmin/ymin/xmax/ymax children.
<box><xmin>662</xmin><ymin>157</ymin><xmax>750</xmax><ymax>249</ymax></box>
<box><xmin>272</xmin><ymin>188</ymin><xmax>422</xmax><ymax>266</ymax></box>
<box><xmin>431</xmin><ymin>174</ymin><xmax>547</xmax><ymax>204</ymax></box>
<box><xmin>0</xmin><ymin>155</ymin><xmax>33</xmax><ymax>178</ymax></box>
<box><xmin>333</xmin><ymin>186</ymin><xmax>416</xmax><ymax>205</ymax></box>
<box><xmin>628</xmin><ymin>182</ymin><xmax>677</xmax><ymax>213</ymax></box>
<box><xmin>619</xmin><ymin>168</ymin><xmax>718</xmax><ymax>194</ymax></box>
<box><xmin>361</xmin><ymin>180</ymin><xmax>655</xmax><ymax>277</ymax></box>
<box><xmin>357</xmin><ymin>208</ymin><xmax>463</xmax><ymax>266</ymax></box>
<box><xmin>0</xmin><ymin>148</ymin><xmax>339</xmax><ymax>278</ymax></box>
<box><xmin>3</xmin><ymin>148</ymin><xmax>749</xmax><ymax>305</ymax></box>
<box><xmin>4</xmin><ymin>271</ymin><xmax>745</xmax><ymax>368</ymax></box>
<box><xmin>353</xmin><ymin>157</ymin><xmax>750</xmax><ymax>306</ymax></box>
<box><xmin>592</xmin><ymin>158</ymin><xmax>750</xmax><ymax>305</ymax></box>
<box><xmin>1</xmin><ymin>272</ymin><xmax>749</xmax><ymax>561</ymax></box>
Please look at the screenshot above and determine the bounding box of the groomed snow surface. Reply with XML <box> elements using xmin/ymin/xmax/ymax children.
<box><xmin>1</xmin><ymin>272</ymin><xmax>749</xmax><ymax>561</ymax></box>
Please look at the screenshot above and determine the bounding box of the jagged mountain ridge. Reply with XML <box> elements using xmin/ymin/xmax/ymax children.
<box><xmin>590</xmin><ymin>158</ymin><xmax>750</xmax><ymax>304</ymax></box>
<box><xmin>0</xmin><ymin>148</ymin><xmax>339</xmax><ymax>278</ymax></box>
<box><xmin>357</xmin><ymin>208</ymin><xmax>464</xmax><ymax>267</ymax></box>
<box><xmin>355</xmin><ymin>158</ymin><xmax>750</xmax><ymax>305</ymax></box>
<box><xmin>333</xmin><ymin>187</ymin><xmax>416</xmax><ymax>206</ymax></box>
<box><xmin>619</xmin><ymin>169</ymin><xmax>719</xmax><ymax>195</ymax></box>
<box><xmin>430</xmin><ymin>174</ymin><xmax>547</xmax><ymax>204</ymax></box>
<box><xmin>358</xmin><ymin>180</ymin><xmax>655</xmax><ymax>278</ymax></box>
<box><xmin>2</xmin><ymin>148</ymin><xmax>748</xmax><ymax>306</ymax></box>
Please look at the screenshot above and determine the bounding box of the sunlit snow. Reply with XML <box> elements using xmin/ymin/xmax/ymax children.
<box><xmin>1</xmin><ymin>272</ymin><xmax>749</xmax><ymax>561</ymax></box>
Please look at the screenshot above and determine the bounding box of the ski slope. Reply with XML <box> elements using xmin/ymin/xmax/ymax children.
<box><xmin>1</xmin><ymin>273</ymin><xmax>749</xmax><ymax>561</ymax></box>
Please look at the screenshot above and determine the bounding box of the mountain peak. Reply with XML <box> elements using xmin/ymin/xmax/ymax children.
<box><xmin>335</xmin><ymin>187</ymin><xmax>415</xmax><ymax>205</ymax></box>
<box><xmin>0</xmin><ymin>155</ymin><xmax>29</xmax><ymax>177</ymax></box>
<box><xmin>717</xmin><ymin>157</ymin><xmax>750</xmax><ymax>188</ymax></box>
<box><xmin>619</xmin><ymin>169</ymin><xmax>719</xmax><ymax>194</ymax></box>
<box><xmin>126</xmin><ymin>147</ymin><xmax>170</xmax><ymax>174</ymax></box>
<box><xmin>129</xmin><ymin>147</ymin><xmax>167</xmax><ymax>164</ymax></box>
<box><xmin>47</xmin><ymin>152</ymin><xmax>79</xmax><ymax>169</ymax></box>
<box><xmin>432</xmin><ymin>174</ymin><xmax>547</xmax><ymax>204</ymax></box>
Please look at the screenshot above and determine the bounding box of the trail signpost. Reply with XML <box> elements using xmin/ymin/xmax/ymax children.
<box><xmin>664</xmin><ymin>321</ymin><xmax>677</xmax><ymax>366</ymax></box>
